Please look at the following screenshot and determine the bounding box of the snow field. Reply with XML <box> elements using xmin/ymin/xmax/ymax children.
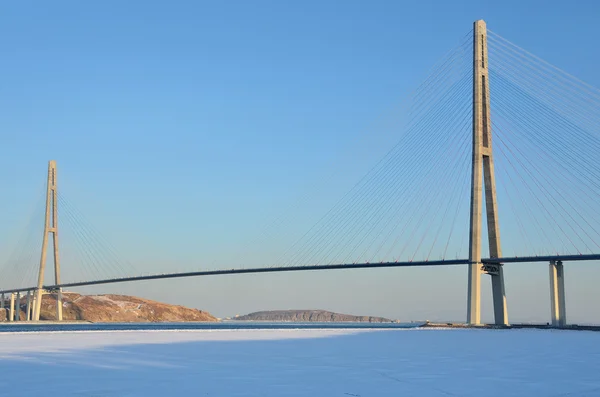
<box><xmin>0</xmin><ymin>328</ymin><xmax>599</xmax><ymax>396</ymax></box>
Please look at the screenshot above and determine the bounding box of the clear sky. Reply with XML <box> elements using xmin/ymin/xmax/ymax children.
<box><xmin>1</xmin><ymin>0</ymin><xmax>600</xmax><ymax>324</ymax></box>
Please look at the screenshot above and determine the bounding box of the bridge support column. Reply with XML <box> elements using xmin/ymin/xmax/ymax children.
<box><xmin>549</xmin><ymin>260</ymin><xmax>566</xmax><ymax>327</ymax></box>
<box><xmin>8</xmin><ymin>293</ymin><xmax>15</xmax><ymax>322</ymax></box>
<box><xmin>15</xmin><ymin>292</ymin><xmax>20</xmax><ymax>321</ymax></box>
<box><xmin>30</xmin><ymin>294</ymin><xmax>37</xmax><ymax>321</ymax></box>
<box><xmin>26</xmin><ymin>291</ymin><xmax>32</xmax><ymax>321</ymax></box>
<box><xmin>1</xmin><ymin>293</ymin><xmax>4</xmax><ymax>310</ymax></box>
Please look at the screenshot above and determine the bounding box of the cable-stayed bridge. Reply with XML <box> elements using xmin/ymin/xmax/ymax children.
<box><xmin>1</xmin><ymin>20</ymin><xmax>599</xmax><ymax>327</ymax></box>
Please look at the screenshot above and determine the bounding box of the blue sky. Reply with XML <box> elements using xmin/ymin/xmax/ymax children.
<box><xmin>1</xmin><ymin>0</ymin><xmax>600</xmax><ymax>323</ymax></box>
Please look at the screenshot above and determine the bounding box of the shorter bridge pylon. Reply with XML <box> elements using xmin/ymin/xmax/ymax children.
<box><xmin>32</xmin><ymin>160</ymin><xmax>63</xmax><ymax>322</ymax></box>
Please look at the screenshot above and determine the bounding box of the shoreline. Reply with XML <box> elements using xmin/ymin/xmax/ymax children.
<box><xmin>1</xmin><ymin>320</ymin><xmax>599</xmax><ymax>332</ymax></box>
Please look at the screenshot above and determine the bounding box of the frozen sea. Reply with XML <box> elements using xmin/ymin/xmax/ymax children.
<box><xmin>0</xmin><ymin>327</ymin><xmax>599</xmax><ymax>396</ymax></box>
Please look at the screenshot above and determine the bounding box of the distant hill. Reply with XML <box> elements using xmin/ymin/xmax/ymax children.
<box><xmin>8</xmin><ymin>293</ymin><xmax>218</xmax><ymax>322</ymax></box>
<box><xmin>233</xmin><ymin>310</ymin><xmax>395</xmax><ymax>323</ymax></box>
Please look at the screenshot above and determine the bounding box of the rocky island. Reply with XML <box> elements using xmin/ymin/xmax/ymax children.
<box><xmin>233</xmin><ymin>310</ymin><xmax>395</xmax><ymax>323</ymax></box>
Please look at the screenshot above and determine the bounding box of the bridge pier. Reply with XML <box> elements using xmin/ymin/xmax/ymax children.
<box><xmin>8</xmin><ymin>293</ymin><xmax>15</xmax><ymax>322</ymax></box>
<box><xmin>1</xmin><ymin>293</ymin><xmax>4</xmax><ymax>311</ymax></box>
<box><xmin>15</xmin><ymin>292</ymin><xmax>20</xmax><ymax>321</ymax></box>
<box><xmin>31</xmin><ymin>293</ymin><xmax>36</xmax><ymax>321</ymax></box>
<box><xmin>26</xmin><ymin>291</ymin><xmax>32</xmax><ymax>321</ymax></box>
<box><xmin>549</xmin><ymin>260</ymin><xmax>567</xmax><ymax>327</ymax></box>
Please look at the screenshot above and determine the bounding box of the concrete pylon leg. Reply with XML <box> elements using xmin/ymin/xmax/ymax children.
<box><xmin>56</xmin><ymin>289</ymin><xmax>63</xmax><ymax>321</ymax></box>
<box><xmin>26</xmin><ymin>291</ymin><xmax>32</xmax><ymax>321</ymax></box>
<box><xmin>9</xmin><ymin>294</ymin><xmax>15</xmax><ymax>322</ymax></box>
<box><xmin>0</xmin><ymin>293</ymin><xmax>4</xmax><ymax>310</ymax></box>
<box><xmin>491</xmin><ymin>267</ymin><xmax>508</xmax><ymax>325</ymax></box>
<box><xmin>33</xmin><ymin>289</ymin><xmax>43</xmax><ymax>321</ymax></box>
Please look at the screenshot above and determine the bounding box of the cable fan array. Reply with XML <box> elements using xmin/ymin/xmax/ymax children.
<box><xmin>0</xmin><ymin>188</ymin><xmax>45</xmax><ymax>290</ymax></box>
<box><xmin>0</xmin><ymin>190</ymin><xmax>139</xmax><ymax>290</ymax></box>
<box><xmin>56</xmin><ymin>192</ymin><xmax>139</xmax><ymax>284</ymax></box>
<box><xmin>488</xmin><ymin>30</ymin><xmax>600</xmax><ymax>256</ymax></box>
<box><xmin>269</xmin><ymin>34</ymin><xmax>475</xmax><ymax>267</ymax></box>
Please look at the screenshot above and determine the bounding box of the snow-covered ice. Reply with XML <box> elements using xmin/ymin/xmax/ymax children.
<box><xmin>0</xmin><ymin>328</ymin><xmax>599</xmax><ymax>396</ymax></box>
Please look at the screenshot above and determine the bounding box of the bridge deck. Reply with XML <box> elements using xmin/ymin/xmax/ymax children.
<box><xmin>1</xmin><ymin>254</ymin><xmax>598</xmax><ymax>294</ymax></box>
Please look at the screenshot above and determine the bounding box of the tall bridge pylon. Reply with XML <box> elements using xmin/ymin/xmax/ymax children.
<box><xmin>467</xmin><ymin>20</ymin><xmax>508</xmax><ymax>326</ymax></box>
